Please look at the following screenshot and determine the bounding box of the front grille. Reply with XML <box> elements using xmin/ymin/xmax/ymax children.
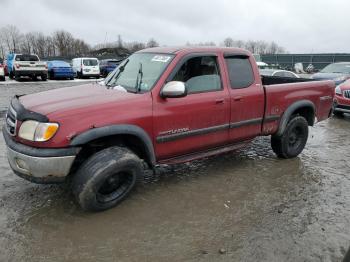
<box><xmin>5</xmin><ymin>104</ymin><xmax>17</xmax><ymax>136</ymax></box>
<box><xmin>344</xmin><ymin>90</ymin><xmax>350</xmax><ymax>99</ymax></box>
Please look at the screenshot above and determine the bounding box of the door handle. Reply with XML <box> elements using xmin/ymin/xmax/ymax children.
<box><xmin>215</xmin><ymin>98</ymin><xmax>225</xmax><ymax>104</ymax></box>
<box><xmin>233</xmin><ymin>96</ymin><xmax>243</xmax><ymax>102</ymax></box>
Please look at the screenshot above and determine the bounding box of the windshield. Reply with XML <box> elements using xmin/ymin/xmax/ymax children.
<box><xmin>106</xmin><ymin>53</ymin><xmax>174</xmax><ymax>92</ymax></box>
<box><xmin>321</xmin><ymin>63</ymin><xmax>350</xmax><ymax>74</ymax></box>
<box><xmin>83</xmin><ymin>59</ymin><xmax>98</xmax><ymax>66</ymax></box>
<box><xmin>15</xmin><ymin>55</ymin><xmax>39</xmax><ymax>62</ymax></box>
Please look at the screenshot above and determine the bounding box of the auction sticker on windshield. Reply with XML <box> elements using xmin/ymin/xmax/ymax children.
<box><xmin>151</xmin><ymin>55</ymin><xmax>171</xmax><ymax>63</ymax></box>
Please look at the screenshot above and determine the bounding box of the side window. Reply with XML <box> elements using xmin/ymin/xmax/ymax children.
<box><xmin>225</xmin><ymin>56</ymin><xmax>254</xmax><ymax>89</ymax></box>
<box><xmin>171</xmin><ymin>56</ymin><xmax>221</xmax><ymax>94</ymax></box>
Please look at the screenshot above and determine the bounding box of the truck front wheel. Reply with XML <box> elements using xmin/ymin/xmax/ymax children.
<box><xmin>271</xmin><ymin>116</ymin><xmax>309</xmax><ymax>159</ymax></box>
<box><xmin>72</xmin><ymin>146</ymin><xmax>143</xmax><ymax>212</ymax></box>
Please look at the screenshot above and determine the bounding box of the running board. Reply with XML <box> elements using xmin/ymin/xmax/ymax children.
<box><xmin>158</xmin><ymin>140</ymin><xmax>252</xmax><ymax>165</ymax></box>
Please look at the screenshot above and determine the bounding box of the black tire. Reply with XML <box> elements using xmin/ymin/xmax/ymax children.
<box><xmin>72</xmin><ymin>146</ymin><xmax>143</xmax><ymax>212</ymax></box>
<box><xmin>41</xmin><ymin>74</ymin><xmax>47</xmax><ymax>81</ymax></box>
<box><xmin>49</xmin><ymin>71</ymin><xmax>54</xmax><ymax>80</ymax></box>
<box><xmin>31</xmin><ymin>75</ymin><xmax>37</xmax><ymax>81</ymax></box>
<box><xmin>271</xmin><ymin>116</ymin><xmax>309</xmax><ymax>159</ymax></box>
<box><xmin>14</xmin><ymin>71</ymin><xmax>21</xmax><ymax>81</ymax></box>
<box><xmin>9</xmin><ymin>71</ymin><xmax>14</xmax><ymax>79</ymax></box>
<box><xmin>333</xmin><ymin>111</ymin><xmax>344</xmax><ymax>117</ymax></box>
<box><xmin>0</xmin><ymin>76</ymin><xmax>5</xmax><ymax>81</ymax></box>
<box><xmin>69</xmin><ymin>76</ymin><xmax>74</xmax><ymax>80</ymax></box>
<box><xmin>77</xmin><ymin>71</ymin><xmax>83</xmax><ymax>79</ymax></box>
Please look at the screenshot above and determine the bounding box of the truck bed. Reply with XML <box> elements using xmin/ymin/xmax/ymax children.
<box><xmin>261</xmin><ymin>75</ymin><xmax>314</xmax><ymax>85</ymax></box>
<box><xmin>262</xmin><ymin>79</ymin><xmax>335</xmax><ymax>135</ymax></box>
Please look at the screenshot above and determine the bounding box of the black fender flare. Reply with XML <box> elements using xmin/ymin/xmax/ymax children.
<box><xmin>275</xmin><ymin>100</ymin><xmax>315</xmax><ymax>136</ymax></box>
<box><xmin>70</xmin><ymin>124</ymin><xmax>156</xmax><ymax>166</ymax></box>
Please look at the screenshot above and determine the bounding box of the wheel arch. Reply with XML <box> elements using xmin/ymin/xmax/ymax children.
<box><xmin>70</xmin><ymin>124</ymin><xmax>156</xmax><ymax>168</ymax></box>
<box><xmin>275</xmin><ymin>100</ymin><xmax>315</xmax><ymax>136</ymax></box>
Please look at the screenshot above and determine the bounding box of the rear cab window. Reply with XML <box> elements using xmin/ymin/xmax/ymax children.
<box><xmin>225</xmin><ymin>56</ymin><xmax>255</xmax><ymax>89</ymax></box>
<box><xmin>170</xmin><ymin>56</ymin><xmax>222</xmax><ymax>94</ymax></box>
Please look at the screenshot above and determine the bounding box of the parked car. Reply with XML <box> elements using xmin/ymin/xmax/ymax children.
<box><xmin>72</xmin><ymin>57</ymin><xmax>100</xmax><ymax>78</ymax></box>
<box><xmin>3</xmin><ymin>47</ymin><xmax>334</xmax><ymax>211</ymax></box>
<box><xmin>333</xmin><ymin>79</ymin><xmax>350</xmax><ymax>116</ymax></box>
<box><xmin>99</xmin><ymin>59</ymin><xmax>121</xmax><ymax>77</ymax></box>
<box><xmin>311</xmin><ymin>62</ymin><xmax>350</xmax><ymax>85</ymax></box>
<box><xmin>7</xmin><ymin>53</ymin><xmax>48</xmax><ymax>81</ymax></box>
<box><xmin>260</xmin><ymin>69</ymin><xmax>300</xmax><ymax>78</ymax></box>
<box><xmin>47</xmin><ymin>60</ymin><xmax>74</xmax><ymax>80</ymax></box>
<box><xmin>0</xmin><ymin>60</ymin><xmax>5</xmax><ymax>81</ymax></box>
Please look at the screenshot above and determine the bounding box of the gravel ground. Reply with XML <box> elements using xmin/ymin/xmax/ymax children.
<box><xmin>0</xmin><ymin>81</ymin><xmax>349</xmax><ymax>262</ymax></box>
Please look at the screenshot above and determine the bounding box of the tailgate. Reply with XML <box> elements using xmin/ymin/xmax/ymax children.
<box><xmin>17</xmin><ymin>61</ymin><xmax>47</xmax><ymax>70</ymax></box>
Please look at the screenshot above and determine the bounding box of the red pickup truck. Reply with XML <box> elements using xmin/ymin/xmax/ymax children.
<box><xmin>3</xmin><ymin>47</ymin><xmax>335</xmax><ymax>211</ymax></box>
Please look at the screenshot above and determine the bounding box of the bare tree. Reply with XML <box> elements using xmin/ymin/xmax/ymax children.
<box><xmin>146</xmin><ymin>38</ymin><xmax>159</xmax><ymax>48</ymax></box>
<box><xmin>124</xmin><ymin>41</ymin><xmax>146</xmax><ymax>52</ymax></box>
<box><xmin>117</xmin><ymin>35</ymin><xmax>123</xmax><ymax>48</ymax></box>
<box><xmin>223</xmin><ymin>37</ymin><xmax>234</xmax><ymax>47</ymax></box>
<box><xmin>53</xmin><ymin>30</ymin><xmax>74</xmax><ymax>56</ymax></box>
<box><xmin>1</xmin><ymin>25</ymin><xmax>22</xmax><ymax>53</ymax></box>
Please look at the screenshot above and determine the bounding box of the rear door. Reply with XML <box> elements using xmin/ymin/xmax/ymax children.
<box><xmin>153</xmin><ymin>54</ymin><xmax>230</xmax><ymax>160</ymax></box>
<box><xmin>82</xmin><ymin>59</ymin><xmax>99</xmax><ymax>75</ymax></box>
<box><xmin>224</xmin><ymin>54</ymin><xmax>265</xmax><ymax>142</ymax></box>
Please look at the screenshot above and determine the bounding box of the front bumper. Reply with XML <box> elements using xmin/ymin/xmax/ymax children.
<box><xmin>334</xmin><ymin>96</ymin><xmax>350</xmax><ymax>114</ymax></box>
<box><xmin>3</xmin><ymin>128</ymin><xmax>80</xmax><ymax>184</ymax></box>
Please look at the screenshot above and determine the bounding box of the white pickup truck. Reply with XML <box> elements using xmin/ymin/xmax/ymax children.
<box><xmin>8</xmin><ymin>54</ymin><xmax>48</xmax><ymax>81</ymax></box>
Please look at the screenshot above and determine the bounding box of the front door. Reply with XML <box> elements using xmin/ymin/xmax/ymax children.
<box><xmin>153</xmin><ymin>55</ymin><xmax>230</xmax><ymax>160</ymax></box>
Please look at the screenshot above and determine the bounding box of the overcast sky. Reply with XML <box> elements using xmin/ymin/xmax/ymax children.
<box><xmin>0</xmin><ymin>0</ymin><xmax>348</xmax><ymax>53</ymax></box>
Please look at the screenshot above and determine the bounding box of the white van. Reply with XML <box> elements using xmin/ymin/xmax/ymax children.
<box><xmin>72</xmin><ymin>57</ymin><xmax>100</xmax><ymax>78</ymax></box>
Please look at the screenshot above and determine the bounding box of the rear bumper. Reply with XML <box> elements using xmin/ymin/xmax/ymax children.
<box><xmin>82</xmin><ymin>73</ymin><xmax>100</xmax><ymax>77</ymax></box>
<box><xmin>52</xmin><ymin>71</ymin><xmax>74</xmax><ymax>78</ymax></box>
<box><xmin>15</xmin><ymin>70</ymin><xmax>47</xmax><ymax>77</ymax></box>
<box><xmin>3</xmin><ymin>128</ymin><xmax>80</xmax><ymax>184</ymax></box>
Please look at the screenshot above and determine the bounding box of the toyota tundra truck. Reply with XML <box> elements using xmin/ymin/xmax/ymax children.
<box><xmin>7</xmin><ymin>53</ymin><xmax>48</xmax><ymax>81</ymax></box>
<box><xmin>2</xmin><ymin>47</ymin><xmax>335</xmax><ymax>211</ymax></box>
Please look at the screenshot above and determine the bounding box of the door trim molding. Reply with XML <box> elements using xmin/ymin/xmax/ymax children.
<box><xmin>156</xmin><ymin>115</ymin><xmax>279</xmax><ymax>143</ymax></box>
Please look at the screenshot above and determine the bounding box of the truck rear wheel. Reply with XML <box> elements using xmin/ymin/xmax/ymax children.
<box><xmin>72</xmin><ymin>146</ymin><xmax>143</xmax><ymax>212</ymax></box>
<box><xmin>271</xmin><ymin>116</ymin><xmax>309</xmax><ymax>159</ymax></box>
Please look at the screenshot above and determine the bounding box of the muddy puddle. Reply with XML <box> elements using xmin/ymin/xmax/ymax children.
<box><xmin>0</xmin><ymin>116</ymin><xmax>349</xmax><ymax>261</ymax></box>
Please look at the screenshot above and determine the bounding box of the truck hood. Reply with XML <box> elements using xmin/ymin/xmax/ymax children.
<box><xmin>19</xmin><ymin>83</ymin><xmax>140</xmax><ymax>117</ymax></box>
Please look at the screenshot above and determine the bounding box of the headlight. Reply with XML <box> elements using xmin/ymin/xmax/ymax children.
<box><xmin>335</xmin><ymin>85</ymin><xmax>342</xmax><ymax>95</ymax></box>
<box><xmin>18</xmin><ymin>120</ymin><xmax>59</xmax><ymax>142</ymax></box>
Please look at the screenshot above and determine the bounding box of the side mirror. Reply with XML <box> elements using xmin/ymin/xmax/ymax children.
<box><xmin>160</xmin><ymin>81</ymin><xmax>187</xmax><ymax>98</ymax></box>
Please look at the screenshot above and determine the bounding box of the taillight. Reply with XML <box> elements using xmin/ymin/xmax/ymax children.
<box><xmin>15</xmin><ymin>63</ymin><xmax>20</xmax><ymax>69</ymax></box>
